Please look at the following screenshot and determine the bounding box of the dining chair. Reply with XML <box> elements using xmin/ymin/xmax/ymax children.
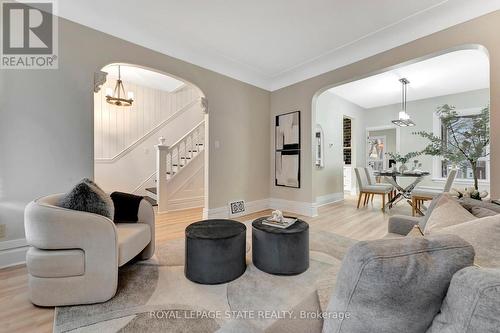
<box><xmin>364</xmin><ymin>167</ymin><xmax>395</xmax><ymax>202</ymax></box>
<box><xmin>355</xmin><ymin>167</ymin><xmax>393</xmax><ymax>210</ymax></box>
<box><xmin>411</xmin><ymin>169</ymin><xmax>457</xmax><ymax>216</ymax></box>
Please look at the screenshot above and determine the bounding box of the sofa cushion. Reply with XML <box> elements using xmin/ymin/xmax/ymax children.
<box><xmin>323</xmin><ymin>234</ymin><xmax>475</xmax><ymax>333</ymax></box>
<box><xmin>470</xmin><ymin>206</ymin><xmax>498</xmax><ymax>218</ymax></box>
<box><xmin>458</xmin><ymin>197</ymin><xmax>500</xmax><ymax>214</ymax></box>
<box><xmin>116</xmin><ymin>223</ymin><xmax>151</xmax><ymax>266</ymax></box>
<box><xmin>424</xmin><ymin>194</ymin><xmax>475</xmax><ymax>235</ymax></box>
<box><xmin>58</xmin><ymin>178</ymin><xmax>114</xmax><ymax>219</ymax></box>
<box><xmin>427</xmin><ymin>266</ymin><xmax>500</xmax><ymax>333</ymax></box>
<box><xmin>27</xmin><ymin>247</ymin><xmax>84</xmax><ymax>278</ymax></box>
<box><xmin>111</xmin><ymin>191</ymin><xmax>143</xmax><ymax>223</ymax></box>
<box><xmin>436</xmin><ymin>214</ymin><xmax>500</xmax><ymax>268</ymax></box>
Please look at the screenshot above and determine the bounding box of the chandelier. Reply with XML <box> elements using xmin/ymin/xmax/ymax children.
<box><xmin>392</xmin><ymin>78</ymin><xmax>415</xmax><ymax>127</ymax></box>
<box><xmin>105</xmin><ymin>65</ymin><xmax>134</xmax><ymax>107</ymax></box>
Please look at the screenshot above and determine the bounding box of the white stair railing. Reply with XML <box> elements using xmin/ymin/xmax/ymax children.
<box><xmin>155</xmin><ymin>121</ymin><xmax>205</xmax><ymax>212</ymax></box>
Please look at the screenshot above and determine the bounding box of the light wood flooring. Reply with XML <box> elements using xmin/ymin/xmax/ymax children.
<box><xmin>0</xmin><ymin>195</ymin><xmax>412</xmax><ymax>333</ymax></box>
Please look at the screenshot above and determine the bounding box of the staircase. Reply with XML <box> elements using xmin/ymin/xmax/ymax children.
<box><xmin>146</xmin><ymin>121</ymin><xmax>205</xmax><ymax>211</ymax></box>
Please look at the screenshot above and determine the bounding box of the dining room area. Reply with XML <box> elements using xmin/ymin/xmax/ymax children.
<box><xmin>313</xmin><ymin>47</ymin><xmax>491</xmax><ymax>217</ymax></box>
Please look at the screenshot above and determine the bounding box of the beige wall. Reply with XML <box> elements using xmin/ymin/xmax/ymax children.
<box><xmin>271</xmin><ymin>10</ymin><xmax>500</xmax><ymax>204</ymax></box>
<box><xmin>0</xmin><ymin>18</ymin><xmax>270</xmax><ymax>245</ymax></box>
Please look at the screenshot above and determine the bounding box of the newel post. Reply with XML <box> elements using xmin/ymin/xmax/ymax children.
<box><xmin>156</xmin><ymin>137</ymin><xmax>169</xmax><ymax>212</ymax></box>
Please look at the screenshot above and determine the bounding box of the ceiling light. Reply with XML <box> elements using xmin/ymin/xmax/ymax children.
<box><xmin>392</xmin><ymin>78</ymin><xmax>415</xmax><ymax>127</ymax></box>
<box><xmin>106</xmin><ymin>65</ymin><xmax>134</xmax><ymax>107</ymax></box>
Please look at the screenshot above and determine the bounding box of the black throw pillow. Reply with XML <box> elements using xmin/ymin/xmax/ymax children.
<box><xmin>58</xmin><ymin>178</ymin><xmax>114</xmax><ymax>219</ymax></box>
<box><xmin>110</xmin><ymin>191</ymin><xmax>144</xmax><ymax>223</ymax></box>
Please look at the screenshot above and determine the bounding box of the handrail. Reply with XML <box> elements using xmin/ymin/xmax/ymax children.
<box><xmin>169</xmin><ymin>120</ymin><xmax>205</xmax><ymax>149</ymax></box>
<box><xmin>95</xmin><ymin>98</ymin><xmax>201</xmax><ymax>163</ymax></box>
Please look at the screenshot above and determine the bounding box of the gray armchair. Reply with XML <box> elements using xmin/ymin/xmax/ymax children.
<box><xmin>24</xmin><ymin>193</ymin><xmax>155</xmax><ymax>306</ymax></box>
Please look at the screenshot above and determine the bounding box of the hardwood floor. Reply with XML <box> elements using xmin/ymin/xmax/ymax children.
<box><xmin>0</xmin><ymin>195</ymin><xmax>411</xmax><ymax>333</ymax></box>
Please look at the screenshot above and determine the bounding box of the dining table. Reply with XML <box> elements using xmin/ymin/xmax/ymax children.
<box><xmin>374</xmin><ymin>170</ymin><xmax>431</xmax><ymax>212</ymax></box>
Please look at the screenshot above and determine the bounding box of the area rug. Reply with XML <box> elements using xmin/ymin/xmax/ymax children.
<box><xmin>54</xmin><ymin>222</ymin><xmax>356</xmax><ymax>333</ymax></box>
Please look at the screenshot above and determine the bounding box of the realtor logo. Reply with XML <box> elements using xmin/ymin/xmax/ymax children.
<box><xmin>1</xmin><ymin>0</ymin><xmax>58</xmax><ymax>69</ymax></box>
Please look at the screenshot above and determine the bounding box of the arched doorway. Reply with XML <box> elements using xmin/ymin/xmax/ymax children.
<box><xmin>311</xmin><ymin>46</ymin><xmax>490</xmax><ymax>209</ymax></box>
<box><xmin>93</xmin><ymin>63</ymin><xmax>209</xmax><ymax>213</ymax></box>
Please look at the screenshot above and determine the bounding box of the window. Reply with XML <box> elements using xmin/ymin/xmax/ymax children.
<box><xmin>440</xmin><ymin>114</ymin><xmax>489</xmax><ymax>181</ymax></box>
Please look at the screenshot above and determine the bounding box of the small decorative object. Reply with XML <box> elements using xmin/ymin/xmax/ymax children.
<box><xmin>275</xmin><ymin>111</ymin><xmax>300</xmax><ymax>188</ymax></box>
<box><xmin>158</xmin><ymin>136</ymin><xmax>166</xmax><ymax>145</ymax></box>
<box><xmin>412</xmin><ymin>159</ymin><xmax>419</xmax><ymax>171</ymax></box>
<box><xmin>270</xmin><ymin>210</ymin><xmax>284</xmax><ymax>222</ymax></box>
<box><xmin>262</xmin><ymin>211</ymin><xmax>297</xmax><ymax>229</ymax></box>
<box><xmin>387</xmin><ymin>151</ymin><xmax>421</xmax><ymax>173</ymax></box>
<box><xmin>450</xmin><ymin>187</ymin><xmax>488</xmax><ymax>201</ymax></box>
<box><xmin>315</xmin><ymin>125</ymin><xmax>324</xmax><ymax>168</ymax></box>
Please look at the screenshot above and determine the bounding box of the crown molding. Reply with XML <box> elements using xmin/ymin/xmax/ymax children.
<box><xmin>59</xmin><ymin>1</ymin><xmax>500</xmax><ymax>92</ymax></box>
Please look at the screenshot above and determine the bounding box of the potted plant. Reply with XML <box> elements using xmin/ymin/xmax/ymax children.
<box><xmin>413</xmin><ymin>104</ymin><xmax>489</xmax><ymax>191</ymax></box>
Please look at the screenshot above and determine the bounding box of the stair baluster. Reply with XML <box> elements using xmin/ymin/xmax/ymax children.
<box><xmin>154</xmin><ymin>121</ymin><xmax>205</xmax><ymax>212</ymax></box>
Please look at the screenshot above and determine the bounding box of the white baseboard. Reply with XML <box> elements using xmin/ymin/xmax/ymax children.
<box><xmin>0</xmin><ymin>238</ymin><xmax>28</xmax><ymax>269</ymax></box>
<box><xmin>269</xmin><ymin>198</ymin><xmax>318</xmax><ymax>217</ymax></box>
<box><xmin>314</xmin><ymin>192</ymin><xmax>344</xmax><ymax>208</ymax></box>
<box><xmin>207</xmin><ymin>197</ymin><xmax>319</xmax><ymax>219</ymax></box>
<box><xmin>206</xmin><ymin>199</ymin><xmax>269</xmax><ymax>219</ymax></box>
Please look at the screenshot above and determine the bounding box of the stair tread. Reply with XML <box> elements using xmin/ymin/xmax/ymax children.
<box><xmin>143</xmin><ymin>196</ymin><xmax>157</xmax><ymax>206</ymax></box>
<box><xmin>145</xmin><ymin>187</ymin><xmax>157</xmax><ymax>195</ymax></box>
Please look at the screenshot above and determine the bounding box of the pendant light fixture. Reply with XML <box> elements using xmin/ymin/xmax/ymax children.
<box><xmin>105</xmin><ymin>65</ymin><xmax>134</xmax><ymax>107</ymax></box>
<box><xmin>392</xmin><ymin>78</ymin><xmax>415</xmax><ymax>127</ymax></box>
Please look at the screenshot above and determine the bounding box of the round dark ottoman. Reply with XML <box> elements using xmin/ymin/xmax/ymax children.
<box><xmin>185</xmin><ymin>219</ymin><xmax>246</xmax><ymax>284</ymax></box>
<box><xmin>252</xmin><ymin>217</ymin><xmax>309</xmax><ymax>275</ymax></box>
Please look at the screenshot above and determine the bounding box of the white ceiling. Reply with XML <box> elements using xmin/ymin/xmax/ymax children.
<box><xmin>58</xmin><ymin>0</ymin><xmax>500</xmax><ymax>91</ymax></box>
<box><xmin>328</xmin><ymin>49</ymin><xmax>489</xmax><ymax>109</ymax></box>
<box><xmin>102</xmin><ymin>64</ymin><xmax>185</xmax><ymax>92</ymax></box>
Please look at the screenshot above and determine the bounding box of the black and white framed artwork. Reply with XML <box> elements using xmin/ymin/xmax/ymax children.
<box><xmin>275</xmin><ymin>111</ymin><xmax>300</xmax><ymax>188</ymax></box>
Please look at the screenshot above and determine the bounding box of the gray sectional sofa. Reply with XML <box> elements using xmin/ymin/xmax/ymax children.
<box><xmin>323</xmin><ymin>195</ymin><xmax>500</xmax><ymax>333</ymax></box>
